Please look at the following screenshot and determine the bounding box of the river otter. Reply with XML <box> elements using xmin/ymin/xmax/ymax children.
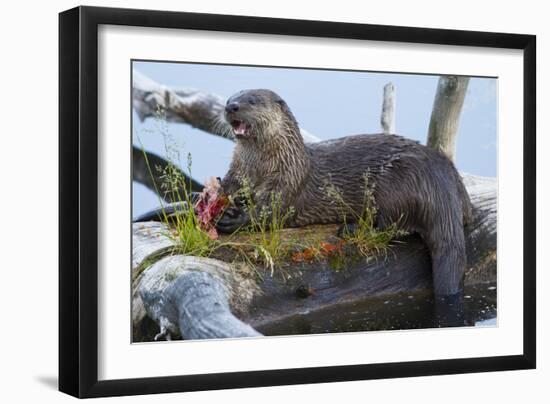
<box><xmin>217</xmin><ymin>89</ymin><xmax>472</xmax><ymax>297</ymax></box>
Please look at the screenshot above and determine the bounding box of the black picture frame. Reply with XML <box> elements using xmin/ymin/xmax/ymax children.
<box><xmin>59</xmin><ymin>5</ymin><xmax>536</xmax><ymax>398</ymax></box>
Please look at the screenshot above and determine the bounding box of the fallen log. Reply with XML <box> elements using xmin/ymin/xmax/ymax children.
<box><xmin>132</xmin><ymin>174</ymin><xmax>496</xmax><ymax>341</ymax></box>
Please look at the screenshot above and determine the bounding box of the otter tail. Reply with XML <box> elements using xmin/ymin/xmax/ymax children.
<box><xmin>424</xmin><ymin>214</ymin><xmax>467</xmax><ymax>297</ymax></box>
<box><xmin>423</xmin><ymin>174</ymin><xmax>471</xmax><ymax>297</ymax></box>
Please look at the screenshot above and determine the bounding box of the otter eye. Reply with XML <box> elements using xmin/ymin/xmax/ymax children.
<box><xmin>247</xmin><ymin>97</ymin><xmax>255</xmax><ymax>105</ymax></box>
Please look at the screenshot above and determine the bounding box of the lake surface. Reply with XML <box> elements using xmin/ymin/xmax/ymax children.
<box><xmin>257</xmin><ymin>282</ymin><xmax>497</xmax><ymax>336</ymax></box>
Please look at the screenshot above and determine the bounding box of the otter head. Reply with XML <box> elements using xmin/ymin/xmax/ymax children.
<box><xmin>224</xmin><ymin>89</ymin><xmax>300</xmax><ymax>144</ymax></box>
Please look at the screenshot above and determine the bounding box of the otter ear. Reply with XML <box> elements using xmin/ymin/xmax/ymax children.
<box><xmin>276</xmin><ymin>98</ymin><xmax>289</xmax><ymax>111</ymax></box>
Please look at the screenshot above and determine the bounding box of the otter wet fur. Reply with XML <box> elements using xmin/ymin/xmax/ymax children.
<box><xmin>217</xmin><ymin>89</ymin><xmax>473</xmax><ymax>297</ymax></box>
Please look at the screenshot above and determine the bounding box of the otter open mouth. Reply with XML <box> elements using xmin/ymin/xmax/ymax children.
<box><xmin>230</xmin><ymin>120</ymin><xmax>250</xmax><ymax>137</ymax></box>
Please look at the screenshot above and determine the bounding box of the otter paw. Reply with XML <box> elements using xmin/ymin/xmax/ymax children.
<box><xmin>216</xmin><ymin>207</ymin><xmax>250</xmax><ymax>233</ymax></box>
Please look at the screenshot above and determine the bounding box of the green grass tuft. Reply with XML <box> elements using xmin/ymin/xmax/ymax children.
<box><xmin>324</xmin><ymin>172</ymin><xmax>408</xmax><ymax>258</ymax></box>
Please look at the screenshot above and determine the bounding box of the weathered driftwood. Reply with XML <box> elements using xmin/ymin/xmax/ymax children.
<box><xmin>132</xmin><ymin>175</ymin><xmax>496</xmax><ymax>341</ymax></box>
<box><xmin>381</xmin><ymin>82</ymin><xmax>396</xmax><ymax>134</ymax></box>
<box><xmin>133</xmin><ymin>70</ymin><xmax>321</xmax><ymax>143</ymax></box>
<box><xmin>426</xmin><ymin>76</ymin><xmax>470</xmax><ymax>161</ymax></box>
<box><xmin>133</xmin><ymin>70</ymin><xmax>233</xmax><ymax>140</ymax></box>
<box><xmin>132</xmin><ymin>223</ymin><xmax>261</xmax><ymax>341</ymax></box>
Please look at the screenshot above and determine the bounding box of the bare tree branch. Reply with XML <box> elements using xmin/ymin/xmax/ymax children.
<box><xmin>132</xmin><ymin>70</ymin><xmax>321</xmax><ymax>143</ymax></box>
<box><xmin>133</xmin><ymin>70</ymin><xmax>234</xmax><ymax>140</ymax></box>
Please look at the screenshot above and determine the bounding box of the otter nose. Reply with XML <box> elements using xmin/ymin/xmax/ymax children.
<box><xmin>225</xmin><ymin>102</ymin><xmax>239</xmax><ymax>113</ymax></box>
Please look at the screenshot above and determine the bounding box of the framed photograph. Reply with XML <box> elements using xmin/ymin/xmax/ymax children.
<box><xmin>59</xmin><ymin>6</ymin><xmax>536</xmax><ymax>398</ymax></box>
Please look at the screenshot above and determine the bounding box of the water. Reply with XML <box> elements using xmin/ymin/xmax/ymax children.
<box><xmin>256</xmin><ymin>283</ymin><xmax>497</xmax><ymax>336</ymax></box>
